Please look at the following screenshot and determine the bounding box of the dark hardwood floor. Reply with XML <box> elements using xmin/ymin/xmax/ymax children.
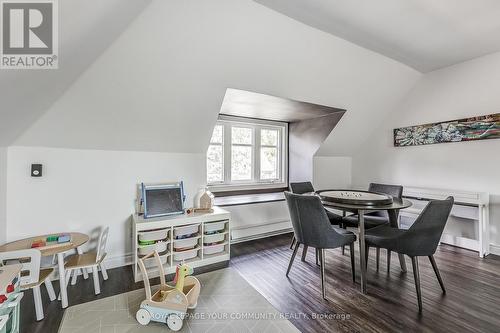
<box><xmin>20</xmin><ymin>233</ymin><xmax>500</xmax><ymax>333</ymax></box>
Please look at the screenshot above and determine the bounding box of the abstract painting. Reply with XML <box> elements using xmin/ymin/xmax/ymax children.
<box><xmin>394</xmin><ymin>113</ymin><xmax>500</xmax><ymax>147</ymax></box>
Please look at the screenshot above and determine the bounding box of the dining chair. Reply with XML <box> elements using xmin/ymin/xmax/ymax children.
<box><xmin>0</xmin><ymin>249</ymin><xmax>57</xmax><ymax>321</ymax></box>
<box><xmin>364</xmin><ymin>196</ymin><xmax>454</xmax><ymax>312</ymax></box>
<box><xmin>289</xmin><ymin>182</ymin><xmax>343</xmax><ymax>264</ymax></box>
<box><xmin>342</xmin><ymin>183</ymin><xmax>403</xmax><ymax>270</ymax></box>
<box><xmin>284</xmin><ymin>192</ymin><xmax>356</xmax><ymax>300</ymax></box>
<box><xmin>63</xmin><ymin>227</ymin><xmax>109</xmax><ymax>295</ymax></box>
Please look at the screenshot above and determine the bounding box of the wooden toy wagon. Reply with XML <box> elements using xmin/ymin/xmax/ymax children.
<box><xmin>136</xmin><ymin>251</ymin><xmax>201</xmax><ymax>331</ymax></box>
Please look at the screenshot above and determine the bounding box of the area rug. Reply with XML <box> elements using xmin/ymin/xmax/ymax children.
<box><xmin>58</xmin><ymin>268</ymin><xmax>299</xmax><ymax>332</ymax></box>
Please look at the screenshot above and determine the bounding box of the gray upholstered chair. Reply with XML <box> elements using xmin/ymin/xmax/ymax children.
<box><xmin>365</xmin><ymin>196</ymin><xmax>454</xmax><ymax>312</ymax></box>
<box><xmin>284</xmin><ymin>192</ymin><xmax>356</xmax><ymax>300</ymax></box>
<box><xmin>342</xmin><ymin>183</ymin><xmax>404</xmax><ymax>270</ymax></box>
<box><xmin>289</xmin><ymin>182</ymin><xmax>343</xmax><ymax>264</ymax></box>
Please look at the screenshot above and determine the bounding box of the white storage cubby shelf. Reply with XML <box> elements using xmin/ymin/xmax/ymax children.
<box><xmin>132</xmin><ymin>206</ymin><xmax>230</xmax><ymax>282</ymax></box>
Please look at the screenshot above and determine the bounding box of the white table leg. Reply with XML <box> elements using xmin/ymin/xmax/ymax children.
<box><xmin>57</xmin><ymin>252</ymin><xmax>68</xmax><ymax>308</ymax></box>
<box><xmin>358</xmin><ymin>210</ymin><xmax>367</xmax><ymax>294</ymax></box>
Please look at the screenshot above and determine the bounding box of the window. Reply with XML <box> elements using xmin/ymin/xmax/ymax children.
<box><xmin>207</xmin><ymin>115</ymin><xmax>288</xmax><ymax>190</ymax></box>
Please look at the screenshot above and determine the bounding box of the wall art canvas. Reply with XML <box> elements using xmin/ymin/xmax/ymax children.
<box><xmin>394</xmin><ymin>113</ymin><xmax>500</xmax><ymax>147</ymax></box>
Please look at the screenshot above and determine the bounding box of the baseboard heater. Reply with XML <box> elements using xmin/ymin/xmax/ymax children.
<box><xmin>231</xmin><ymin>219</ymin><xmax>292</xmax><ymax>243</ymax></box>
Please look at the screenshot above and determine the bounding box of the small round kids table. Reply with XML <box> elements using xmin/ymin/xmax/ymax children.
<box><xmin>0</xmin><ymin>232</ymin><xmax>89</xmax><ymax>308</ymax></box>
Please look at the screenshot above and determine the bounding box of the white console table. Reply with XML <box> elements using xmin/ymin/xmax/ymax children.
<box><xmin>132</xmin><ymin>206</ymin><xmax>230</xmax><ymax>282</ymax></box>
<box><xmin>400</xmin><ymin>186</ymin><xmax>489</xmax><ymax>258</ymax></box>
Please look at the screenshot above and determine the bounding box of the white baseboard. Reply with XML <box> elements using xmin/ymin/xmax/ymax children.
<box><xmin>489</xmin><ymin>243</ymin><xmax>500</xmax><ymax>256</ymax></box>
<box><xmin>104</xmin><ymin>253</ymin><xmax>133</xmax><ymax>269</ymax></box>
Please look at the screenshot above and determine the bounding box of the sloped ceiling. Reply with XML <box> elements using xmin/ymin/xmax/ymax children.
<box><xmin>220</xmin><ymin>88</ymin><xmax>345</xmax><ymax>122</ymax></box>
<box><xmin>0</xmin><ymin>0</ymin><xmax>151</xmax><ymax>146</ymax></box>
<box><xmin>14</xmin><ymin>0</ymin><xmax>420</xmax><ymax>156</ymax></box>
<box><xmin>255</xmin><ymin>0</ymin><xmax>500</xmax><ymax>72</ymax></box>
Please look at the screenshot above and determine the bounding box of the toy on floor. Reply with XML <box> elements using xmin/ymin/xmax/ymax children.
<box><xmin>136</xmin><ymin>251</ymin><xmax>201</xmax><ymax>331</ymax></box>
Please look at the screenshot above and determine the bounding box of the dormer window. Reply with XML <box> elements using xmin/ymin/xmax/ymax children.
<box><xmin>207</xmin><ymin>115</ymin><xmax>288</xmax><ymax>191</ymax></box>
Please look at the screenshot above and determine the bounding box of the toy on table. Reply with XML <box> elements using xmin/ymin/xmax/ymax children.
<box><xmin>31</xmin><ymin>234</ymin><xmax>71</xmax><ymax>249</ymax></box>
<box><xmin>136</xmin><ymin>251</ymin><xmax>201</xmax><ymax>331</ymax></box>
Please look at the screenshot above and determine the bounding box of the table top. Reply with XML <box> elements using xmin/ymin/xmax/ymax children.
<box><xmin>309</xmin><ymin>191</ymin><xmax>412</xmax><ymax>212</ymax></box>
<box><xmin>0</xmin><ymin>232</ymin><xmax>89</xmax><ymax>257</ymax></box>
<box><xmin>318</xmin><ymin>190</ymin><xmax>394</xmax><ymax>206</ymax></box>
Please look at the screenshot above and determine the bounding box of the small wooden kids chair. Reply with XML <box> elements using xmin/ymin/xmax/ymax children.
<box><xmin>63</xmin><ymin>227</ymin><xmax>109</xmax><ymax>295</ymax></box>
<box><xmin>0</xmin><ymin>249</ymin><xmax>56</xmax><ymax>321</ymax></box>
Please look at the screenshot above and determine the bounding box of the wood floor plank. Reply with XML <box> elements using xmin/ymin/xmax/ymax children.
<box><xmin>230</xmin><ymin>234</ymin><xmax>500</xmax><ymax>333</ymax></box>
<box><xmin>19</xmin><ymin>233</ymin><xmax>500</xmax><ymax>333</ymax></box>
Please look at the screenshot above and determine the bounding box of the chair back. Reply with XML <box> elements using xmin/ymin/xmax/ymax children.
<box><xmin>96</xmin><ymin>227</ymin><xmax>109</xmax><ymax>262</ymax></box>
<box><xmin>402</xmin><ymin>196</ymin><xmax>454</xmax><ymax>256</ymax></box>
<box><xmin>0</xmin><ymin>249</ymin><xmax>41</xmax><ymax>288</ymax></box>
<box><xmin>368</xmin><ymin>183</ymin><xmax>403</xmax><ymax>217</ymax></box>
<box><xmin>289</xmin><ymin>182</ymin><xmax>315</xmax><ymax>194</ymax></box>
<box><xmin>284</xmin><ymin>192</ymin><xmax>346</xmax><ymax>249</ymax></box>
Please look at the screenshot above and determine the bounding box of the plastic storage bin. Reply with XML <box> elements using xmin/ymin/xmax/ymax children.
<box><xmin>203</xmin><ymin>233</ymin><xmax>225</xmax><ymax>245</ymax></box>
<box><xmin>204</xmin><ymin>221</ymin><xmax>226</xmax><ymax>234</ymax></box>
<box><xmin>138</xmin><ymin>241</ymin><xmax>168</xmax><ymax>256</ymax></box>
<box><xmin>142</xmin><ymin>252</ymin><xmax>169</xmax><ymax>268</ymax></box>
<box><xmin>173</xmin><ymin>237</ymin><xmax>199</xmax><ymax>250</ymax></box>
<box><xmin>173</xmin><ymin>248</ymin><xmax>199</xmax><ymax>261</ymax></box>
<box><xmin>173</xmin><ymin>224</ymin><xmax>200</xmax><ymax>239</ymax></box>
<box><xmin>138</xmin><ymin>229</ymin><xmax>169</xmax><ymax>242</ymax></box>
<box><xmin>204</xmin><ymin>244</ymin><xmax>225</xmax><ymax>255</ymax></box>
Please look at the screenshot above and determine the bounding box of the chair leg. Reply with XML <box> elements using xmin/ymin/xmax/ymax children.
<box><xmin>44</xmin><ymin>278</ymin><xmax>56</xmax><ymax>301</ymax></box>
<box><xmin>71</xmin><ymin>270</ymin><xmax>78</xmax><ymax>286</ymax></box>
<box><xmin>301</xmin><ymin>245</ymin><xmax>308</xmax><ymax>262</ymax></box>
<box><xmin>315</xmin><ymin>248</ymin><xmax>320</xmax><ymax>266</ymax></box>
<box><xmin>289</xmin><ymin>235</ymin><xmax>296</xmax><ymax>250</ymax></box>
<box><xmin>349</xmin><ymin>243</ymin><xmax>356</xmax><ymax>283</ymax></box>
<box><xmin>100</xmin><ymin>262</ymin><xmax>109</xmax><ymax>281</ymax></box>
<box><xmin>376</xmin><ymin>248</ymin><xmax>380</xmax><ymax>271</ymax></box>
<box><xmin>65</xmin><ymin>270</ymin><xmax>71</xmax><ymax>289</ymax></box>
<box><xmin>411</xmin><ymin>256</ymin><xmax>423</xmax><ymax>313</ymax></box>
<box><xmin>33</xmin><ymin>285</ymin><xmax>44</xmax><ymax>321</ymax></box>
<box><xmin>82</xmin><ymin>268</ymin><xmax>89</xmax><ymax>280</ymax></box>
<box><xmin>387</xmin><ymin>250</ymin><xmax>392</xmax><ymax>274</ymax></box>
<box><xmin>365</xmin><ymin>245</ymin><xmax>370</xmax><ymax>270</ymax></box>
<box><xmin>286</xmin><ymin>242</ymin><xmax>300</xmax><ymax>277</ymax></box>
<box><xmin>319</xmin><ymin>249</ymin><xmax>327</xmax><ymax>300</ymax></box>
<box><xmin>428</xmin><ymin>255</ymin><xmax>446</xmax><ymax>294</ymax></box>
<box><xmin>341</xmin><ymin>221</ymin><xmax>346</xmax><ymax>255</ymax></box>
<box><xmin>92</xmin><ymin>265</ymin><xmax>101</xmax><ymax>295</ymax></box>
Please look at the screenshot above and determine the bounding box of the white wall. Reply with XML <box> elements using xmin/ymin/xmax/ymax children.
<box><xmin>352</xmin><ymin>51</ymin><xmax>500</xmax><ymax>249</ymax></box>
<box><xmin>3</xmin><ymin>147</ymin><xmax>352</xmax><ymax>263</ymax></box>
<box><xmin>6</xmin><ymin>146</ymin><xmax>205</xmax><ymax>267</ymax></box>
<box><xmin>0</xmin><ymin>147</ymin><xmax>6</xmax><ymax>244</ymax></box>
<box><xmin>313</xmin><ymin>156</ymin><xmax>352</xmax><ymax>190</ymax></box>
<box><xmin>2</xmin><ymin>0</ymin><xmax>420</xmax><ymax>263</ymax></box>
<box><xmin>15</xmin><ymin>0</ymin><xmax>419</xmax><ymax>156</ymax></box>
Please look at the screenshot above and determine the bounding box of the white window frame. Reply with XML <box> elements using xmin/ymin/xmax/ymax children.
<box><xmin>207</xmin><ymin>115</ymin><xmax>288</xmax><ymax>192</ymax></box>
